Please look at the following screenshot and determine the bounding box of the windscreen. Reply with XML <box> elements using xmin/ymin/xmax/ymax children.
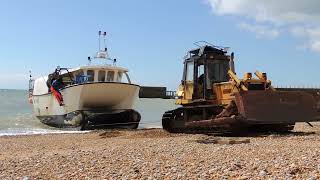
<box><xmin>185</xmin><ymin>61</ymin><xmax>194</xmax><ymax>82</ymax></box>
<box><xmin>206</xmin><ymin>60</ymin><xmax>229</xmax><ymax>89</ymax></box>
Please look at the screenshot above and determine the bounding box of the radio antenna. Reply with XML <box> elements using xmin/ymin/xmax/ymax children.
<box><xmin>98</xmin><ymin>31</ymin><xmax>101</xmax><ymax>51</ymax></box>
<box><xmin>103</xmin><ymin>32</ymin><xmax>107</xmax><ymax>51</ymax></box>
<box><xmin>94</xmin><ymin>31</ymin><xmax>110</xmax><ymax>61</ymax></box>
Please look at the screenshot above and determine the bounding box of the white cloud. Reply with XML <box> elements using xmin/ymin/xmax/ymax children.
<box><xmin>290</xmin><ymin>26</ymin><xmax>320</xmax><ymax>52</ymax></box>
<box><xmin>208</xmin><ymin>0</ymin><xmax>320</xmax><ymax>25</ymax></box>
<box><xmin>207</xmin><ymin>0</ymin><xmax>320</xmax><ymax>52</ymax></box>
<box><xmin>238</xmin><ymin>22</ymin><xmax>280</xmax><ymax>39</ymax></box>
<box><xmin>310</xmin><ymin>41</ymin><xmax>320</xmax><ymax>52</ymax></box>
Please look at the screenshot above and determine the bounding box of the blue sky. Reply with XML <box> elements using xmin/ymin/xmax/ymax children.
<box><xmin>1</xmin><ymin>0</ymin><xmax>320</xmax><ymax>89</ymax></box>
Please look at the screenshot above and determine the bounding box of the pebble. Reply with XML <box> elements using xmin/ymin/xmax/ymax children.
<box><xmin>259</xmin><ymin>170</ymin><xmax>268</xmax><ymax>177</ymax></box>
<box><xmin>22</xmin><ymin>176</ymin><xmax>30</xmax><ymax>180</ymax></box>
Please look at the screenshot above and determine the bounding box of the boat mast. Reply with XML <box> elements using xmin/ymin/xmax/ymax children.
<box><xmin>103</xmin><ymin>31</ymin><xmax>107</xmax><ymax>52</ymax></box>
<box><xmin>95</xmin><ymin>31</ymin><xmax>110</xmax><ymax>61</ymax></box>
<box><xmin>88</xmin><ymin>31</ymin><xmax>116</xmax><ymax>65</ymax></box>
<box><xmin>98</xmin><ymin>31</ymin><xmax>101</xmax><ymax>52</ymax></box>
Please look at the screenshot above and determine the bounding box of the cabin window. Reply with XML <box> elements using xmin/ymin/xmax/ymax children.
<box><xmin>207</xmin><ymin>61</ymin><xmax>229</xmax><ymax>88</ymax></box>
<box><xmin>106</xmin><ymin>71</ymin><xmax>114</xmax><ymax>82</ymax></box>
<box><xmin>61</xmin><ymin>74</ymin><xmax>73</xmax><ymax>85</ymax></box>
<box><xmin>197</xmin><ymin>64</ymin><xmax>205</xmax><ymax>84</ymax></box>
<box><xmin>87</xmin><ymin>70</ymin><xmax>94</xmax><ymax>82</ymax></box>
<box><xmin>198</xmin><ymin>64</ymin><xmax>204</xmax><ymax>78</ymax></box>
<box><xmin>98</xmin><ymin>70</ymin><xmax>106</xmax><ymax>82</ymax></box>
<box><xmin>117</xmin><ymin>72</ymin><xmax>131</xmax><ymax>83</ymax></box>
<box><xmin>75</xmin><ymin>70</ymin><xmax>86</xmax><ymax>84</ymax></box>
<box><xmin>186</xmin><ymin>61</ymin><xmax>194</xmax><ymax>82</ymax></box>
<box><xmin>117</xmin><ymin>72</ymin><xmax>123</xmax><ymax>82</ymax></box>
<box><xmin>123</xmin><ymin>72</ymin><xmax>131</xmax><ymax>83</ymax></box>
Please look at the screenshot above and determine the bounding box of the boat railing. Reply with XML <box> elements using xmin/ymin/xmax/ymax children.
<box><xmin>165</xmin><ymin>91</ymin><xmax>177</xmax><ymax>99</ymax></box>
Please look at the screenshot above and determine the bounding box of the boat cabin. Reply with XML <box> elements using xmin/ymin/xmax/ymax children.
<box><xmin>61</xmin><ymin>66</ymin><xmax>132</xmax><ymax>85</ymax></box>
<box><xmin>32</xmin><ymin>65</ymin><xmax>132</xmax><ymax>96</ymax></box>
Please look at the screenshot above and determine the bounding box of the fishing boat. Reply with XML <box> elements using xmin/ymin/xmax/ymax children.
<box><xmin>28</xmin><ymin>31</ymin><xmax>141</xmax><ymax>129</ymax></box>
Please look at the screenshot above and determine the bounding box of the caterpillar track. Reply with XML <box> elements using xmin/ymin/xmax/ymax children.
<box><xmin>162</xmin><ymin>105</ymin><xmax>242</xmax><ymax>134</ymax></box>
<box><xmin>162</xmin><ymin>107</ymin><xmax>296</xmax><ymax>134</ymax></box>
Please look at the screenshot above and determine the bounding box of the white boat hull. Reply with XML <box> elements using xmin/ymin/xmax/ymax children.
<box><xmin>32</xmin><ymin>82</ymin><xmax>140</xmax><ymax>128</ymax></box>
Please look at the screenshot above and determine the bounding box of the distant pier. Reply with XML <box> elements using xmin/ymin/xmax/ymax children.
<box><xmin>140</xmin><ymin>86</ymin><xmax>320</xmax><ymax>99</ymax></box>
<box><xmin>139</xmin><ymin>86</ymin><xmax>176</xmax><ymax>99</ymax></box>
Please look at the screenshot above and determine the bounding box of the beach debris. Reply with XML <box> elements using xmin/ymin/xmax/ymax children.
<box><xmin>259</xmin><ymin>170</ymin><xmax>268</xmax><ymax>177</ymax></box>
<box><xmin>99</xmin><ymin>130</ymin><xmax>123</xmax><ymax>138</ymax></box>
<box><xmin>22</xmin><ymin>176</ymin><xmax>30</xmax><ymax>180</ymax></box>
<box><xmin>127</xmin><ymin>129</ymin><xmax>174</xmax><ymax>139</ymax></box>
<box><xmin>195</xmin><ymin>137</ymin><xmax>250</xmax><ymax>145</ymax></box>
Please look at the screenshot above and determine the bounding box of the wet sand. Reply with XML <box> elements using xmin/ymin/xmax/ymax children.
<box><xmin>1</xmin><ymin>123</ymin><xmax>320</xmax><ymax>179</ymax></box>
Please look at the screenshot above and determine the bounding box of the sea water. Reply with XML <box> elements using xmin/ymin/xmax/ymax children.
<box><xmin>0</xmin><ymin>89</ymin><xmax>179</xmax><ymax>136</ymax></box>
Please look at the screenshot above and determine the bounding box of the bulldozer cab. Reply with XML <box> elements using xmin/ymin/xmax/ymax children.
<box><xmin>179</xmin><ymin>45</ymin><xmax>233</xmax><ymax>104</ymax></box>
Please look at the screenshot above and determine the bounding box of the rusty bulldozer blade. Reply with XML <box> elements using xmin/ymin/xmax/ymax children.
<box><xmin>185</xmin><ymin>90</ymin><xmax>320</xmax><ymax>129</ymax></box>
<box><xmin>234</xmin><ymin>91</ymin><xmax>320</xmax><ymax>124</ymax></box>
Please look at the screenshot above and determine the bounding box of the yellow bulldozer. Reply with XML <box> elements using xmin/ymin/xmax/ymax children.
<box><xmin>162</xmin><ymin>45</ymin><xmax>320</xmax><ymax>133</ymax></box>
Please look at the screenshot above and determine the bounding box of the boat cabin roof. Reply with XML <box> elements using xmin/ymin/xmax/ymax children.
<box><xmin>68</xmin><ymin>65</ymin><xmax>128</xmax><ymax>73</ymax></box>
<box><xmin>188</xmin><ymin>45</ymin><xmax>227</xmax><ymax>57</ymax></box>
